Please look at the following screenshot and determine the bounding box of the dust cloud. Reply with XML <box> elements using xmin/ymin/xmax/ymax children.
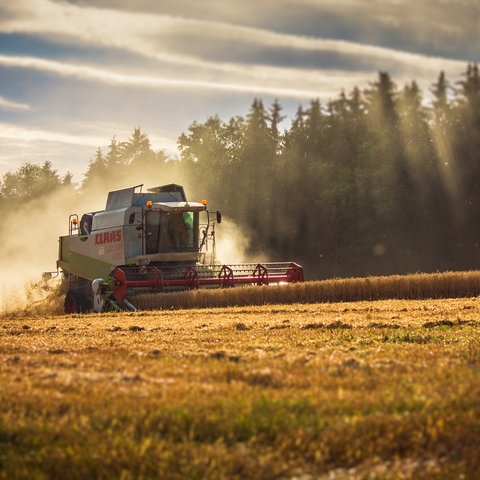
<box><xmin>0</xmin><ymin>185</ymin><xmax>105</xmax><ymax>315</ymax></box>
<box><xmin>213</xmin><ymin>216</ymin><xmax>252</xmax><ymax>265</ymax></box>
<box><xmin>0</xmin><ymin>161</ymin><xmax>254</xmax><ymax>315</ymax></box>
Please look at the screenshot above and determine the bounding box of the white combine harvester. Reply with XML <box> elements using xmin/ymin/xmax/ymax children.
<box><xmin>56</xmin><ymin>184</ymin><xmax>304</xmax><ymax>313</ymax></box>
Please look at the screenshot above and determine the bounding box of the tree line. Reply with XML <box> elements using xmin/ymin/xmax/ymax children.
<box><xmin>1</xmin><ymin>64</ymin><xmax>479</xmax><ymax>279</ymax></box>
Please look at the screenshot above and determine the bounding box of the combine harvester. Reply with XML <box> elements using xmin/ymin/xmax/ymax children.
<box><xmin>57</xmin><ymin>184</ymin><xmax>304</xmax><ymax>313</ymax></box>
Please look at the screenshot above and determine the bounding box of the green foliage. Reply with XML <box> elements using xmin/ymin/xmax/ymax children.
<box><xmin>176</xmin><ymin>64</ymin><xmax>480</xmax><ymax>277</ymax></box>
<box><xmin>0</xmin><ymin>161</ymin><xmax>71</xmax><ymax>204</ymax></box>
<box><xmin>82</xmin><ymin>127</ymin><xmax>168</xmax><ymax>191</ymax></box>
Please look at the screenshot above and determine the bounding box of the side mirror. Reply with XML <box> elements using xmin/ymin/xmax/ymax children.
<box><xmin>216</xmin><ymin>210</ymin><xmax>222</xmax><ymax>224</ymax></box>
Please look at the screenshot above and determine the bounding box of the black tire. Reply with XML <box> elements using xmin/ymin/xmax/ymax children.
<box><xmin>64</xmin><ymin>289</ymin><xmax>92</xmax><ymax>314</ymax></box>
<box><xmin>80</xmin><ymin>213</ymin><xmax>93</xmax><ymax>236</ymax></box>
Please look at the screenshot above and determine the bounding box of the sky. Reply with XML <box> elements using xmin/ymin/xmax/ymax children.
<box><xmin>0</xmin><ymin>0</ymin><xmax>479</xmax><ymax>184</ymax></box>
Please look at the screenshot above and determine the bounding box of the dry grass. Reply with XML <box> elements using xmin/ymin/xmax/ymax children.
<box><xmin>1</xmin><ymin>298</ymin><xmax>480</xmax><ymax>479</ymax></box>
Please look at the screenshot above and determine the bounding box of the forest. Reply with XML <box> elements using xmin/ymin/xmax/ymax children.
<box><xmin>1</xmin><ymin>64</ymin><xmax>479</xmax><ymax>280</ymax></box>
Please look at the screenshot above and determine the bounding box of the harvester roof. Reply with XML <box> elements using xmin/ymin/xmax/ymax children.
<box><xmin>105</xmin><ymin>184</ymin><xmax>188</xmax><ymax>211</ymax></box>
<box><xmin>149</xmin><ymin>201</ymin><xmax>206</xmax><ymax>212</ymax></box>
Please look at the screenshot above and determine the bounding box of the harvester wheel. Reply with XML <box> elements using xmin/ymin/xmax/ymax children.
<box><xmin>80</xmin><ymin>213</ymin><xmax>93</xmax><ymax>236</ymax></box>
<box><xmin>64</xmin><ymin>289</ymin><xmax>92</xmax><ymax>314</ymax></box>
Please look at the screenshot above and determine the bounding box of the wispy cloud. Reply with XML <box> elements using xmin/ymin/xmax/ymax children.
<box><xmin>0</xmin><ymin>121</ymin><xmax>177</xmax><ymax>152</ymax></box>
<box><xmin>0</xmin><ymin>0</ymin><xmax>469</xmax><ymax>88</ymax></box>
<box><xmin>0</xmin><ymin>53</ymin><xmax>371</xmax><ymax>100</ymax></box>
<box><xmin>0</xmin><ymin>122</ymin><xmax>106</xmax><ymax>147</ymax></box>
<box><xmin>0</xmin><ymin>96</ymin><xmax>30</xmax><ymax>111</ymax></box>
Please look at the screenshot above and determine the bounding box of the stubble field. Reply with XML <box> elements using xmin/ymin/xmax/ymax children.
<box><xmin>1</xmin><ymin>295</ymin><xmax>480</xmax><ymax>479</ymax></box>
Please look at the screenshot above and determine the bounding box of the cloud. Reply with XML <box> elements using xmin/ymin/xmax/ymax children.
<box><xmin>0</xmin><ymin>123</ymin><xmax>105</xmax><ymax>180</ymax></box>
<box><xmin>0</xmin><ymin>0</ymin><xmax>471</xmax><ymax>89</ymax></box>
<box><xmin>0</xmin><ymin>31</ymin><xmax>468</xmax><ymax>107</ymax></box>
<box><xmin>0</xmin><ymin>96</ymin><xmax>30</xmax><ymax>111</ymax></box>
<box><xmin>44</xmin><ymin>0</ymin><xmax>478</xmax><ymax>63</ymax></box>
<box><xmin>0</xmin><ymin>122</ymin><xmax>106</xmax><ymax>147</ymax></box>
<box><xmin>0</xmin><ymin>53</ymin><xmax>372</xmax><ymax>101</ymax></box>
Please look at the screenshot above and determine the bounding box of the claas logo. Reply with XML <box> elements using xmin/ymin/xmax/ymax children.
<box><xmin>95</xmin><ymin>230</ymin><xmax>122</xmax><ymax>245</ymax></box>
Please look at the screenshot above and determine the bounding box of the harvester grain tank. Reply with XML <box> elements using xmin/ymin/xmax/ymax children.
<box><xmin>57</xmin><ymin>184</ymin><xmax>304</xmax><ymax>313</ymax></box>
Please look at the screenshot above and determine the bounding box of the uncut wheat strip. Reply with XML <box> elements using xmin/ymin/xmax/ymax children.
<box><xmin>130</xmin><ymin>270</ymin><xmax>480</xmax><ymax>310</ymax></box>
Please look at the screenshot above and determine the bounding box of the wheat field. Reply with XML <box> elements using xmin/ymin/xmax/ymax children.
<box><xmin>1</xmin><ymin>292</ymin><xmax>480</xmax><ymax>479</ymax></box>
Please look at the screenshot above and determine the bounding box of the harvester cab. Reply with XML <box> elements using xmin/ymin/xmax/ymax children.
<box><xmin>57</xmin><ymin>184</ymin><xmax>303</xmax><ymax>313</ymax></box>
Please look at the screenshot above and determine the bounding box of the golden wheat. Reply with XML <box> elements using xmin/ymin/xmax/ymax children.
<box><xmin>130</xmin><ymin>270</ymin><xmax>480</xmax><ymax>311</ymax></box>
<box><xmin>3</xmin><ymin>270</ymin><xmax>479</xmax><ymax>318</ymax></box>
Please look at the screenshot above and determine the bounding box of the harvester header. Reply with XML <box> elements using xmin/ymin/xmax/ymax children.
<box><xmin>56</xmin><ymin>184</ymin><xmax>304</xmax><ymax>313</ymax></box>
